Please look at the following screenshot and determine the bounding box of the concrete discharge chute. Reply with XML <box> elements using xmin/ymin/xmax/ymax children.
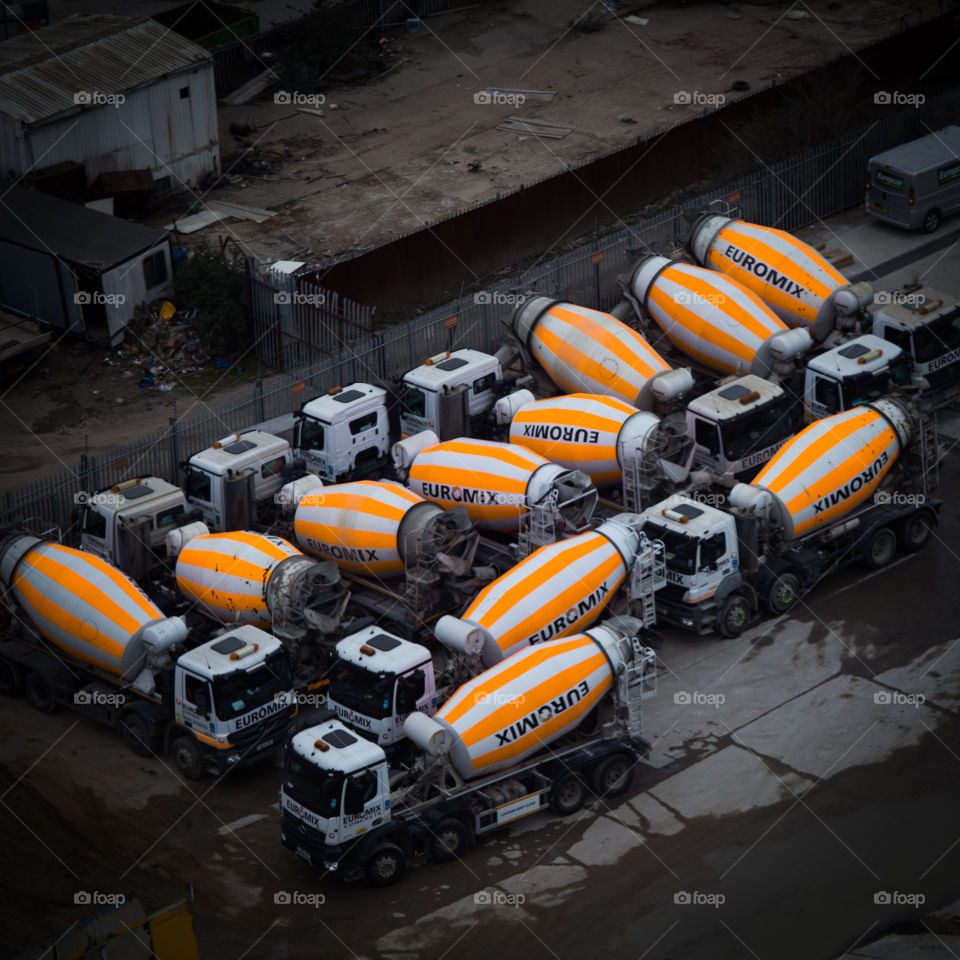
<box><xmin>509</xmin><ymin>296</ymin><xmax>694</xmax><ymax>409</ymax></box>
<box><xmin>435</xmin><ymin>516</ymin><xmax>647</xmax><ymax>666</ymax></box>
<box><xmin>624</xmin><ymin>255</ymin><xmax>813</xmax><ymax>378</ymax></box>
<box><xmin>687</xmin><ymin>214</ymin><xmax>874</xmax><ymax>341</ymax></box>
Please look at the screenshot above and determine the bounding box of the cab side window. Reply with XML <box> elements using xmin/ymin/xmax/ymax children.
<box><xmin>185</xmin><ymin>469</ymin><xmax>211</xmax><ymax>501</ymax></box>
<box><xmin>694</xmin><ymin>418</ymin><xmax>720</xmax><ymax>455</ymax></box>
<box><xmin>699</xmin><ymin>533</ymin><xmax>726</xmax><ymax>569</ymax></box>
<box><xmin>82</xmin><ymin>508</ymin><xmax>107</xmax><ymax>539</ymax></box>
<box><xmin>473</xmin><ymin>372</ymin><xmax>496</xmax><ymax>394</ymax></box>
<box><xmin>814</xmin><ymin>378</ymin><xmax>842</xmax><ymax>414</ymax></box>
<box><xmin>184</xmin><ymin>674</ymin><xmax>210</xmax><ymax>714</ymax></box>
<box><xmin>349</xmin><ymin>413</ymin><xmax>378</xmax><ymax>436</ymax></box>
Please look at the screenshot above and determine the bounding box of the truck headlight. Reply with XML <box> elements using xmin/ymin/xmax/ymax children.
<box><xmin>681</xmin><ymin>617</ymin><xmax>695</xmax><ymax>628</ymax></box>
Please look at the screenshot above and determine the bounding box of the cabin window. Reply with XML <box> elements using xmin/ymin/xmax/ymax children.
<box><xmin>185</xmin><ymin>469</ymin><xmax>212</xmax><ymax>501</ymax></box>
<box><xmin>473</xmin><ymin>372</ymin><xmax>496</xmax><ymax>394</ymax></box>
<box><xmin>694</xmin><ymin>418</ymin><xmax>720</xmax><ymax>455</ymax></box>
<box><xmin>261</xmin><ymin>456</ymin><xmax>285</xmax><ymax>478</ymax></box>
<box><xmin>349</xmin><ymin>412</ymin><xmax>377</xmax><ymax>436</ymax></box>
<box><xmin>143</xmin><ymin>251</ymin><xmax>168</xmax><ymax>289</ymax></box>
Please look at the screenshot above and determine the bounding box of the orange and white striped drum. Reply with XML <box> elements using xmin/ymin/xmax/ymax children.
<box><xmin>407</xmin><ymin>438</ymin><xmax>552</xmax><ymax>532</ymax></box>
<box><xmin>629</xmin><ymin>255</ymin><xmax>796</xmax><ymax>377</ymax></box>
<box><xmin>294</xmin><ymin>480</ymin><xmax>426</xmax><ymax>576</ymax></box>
<box><xmin>440</xmin><ymin>517</ymin><xmax>638</xmax><ymax>666</ymax></box>
<box><xmin>433</xmin><ymin>632</ymin><xmax>616</xmax><ymax>779</ymax></box>
<box><xmin>7</xmin><ymin>541</ymin><xmax>167</xmax><ymax>677</ymax></box>
<box><xmin>689</xmin><ymin>215</ymin><xmax>849</xmax><ymax>340</ymax></box>
<box><xmin>509</xmin><ymin>393</ymin><xmax>636</xmax><ymax>485</ymax></box>
<box><xmin>512</xmin><ymin>296</ymin><xmax>674</xmax><ymax>409</ymax></box>
<box><xmin>744</xmin><ymin>401</ymin><xmax>905</xmax><ymax>540</ymax></box>
<box><xmin>176</xmin><ymin>532</ymin><xmax>301</xmax><ymax>626</ymax></box>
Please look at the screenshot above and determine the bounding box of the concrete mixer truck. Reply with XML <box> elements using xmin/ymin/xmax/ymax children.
<box><xmin>634</xmin><ymin>398</ymin><xmax>941</xmax><ymax>637</ymax></box>
<box><xmin>321</xmin><ymin>516</ymin><xmax>665</xmax><ymax>749</ymax></box>
<box><xmin>280</xmin><ymin>616</ymin><xmax>656</xmax><ymax>885</ymax></box>
<box><xmin>686</xmin><ymin>212</ymin><xmax>960</xmax><ymax>408</ymax></box>
<box><xmin>0</xmin><ymin>535</ymin><xmax>298</xmax><ymax>778</ymax></box>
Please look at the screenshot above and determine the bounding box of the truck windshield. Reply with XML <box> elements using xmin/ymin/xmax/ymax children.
<box><xmin>212</xmin><ymin>651</ymin><xmax>293</xmax><ymax>721</ymax></box>
<box><xmin>298</xmin><ymin>416</ymin><xmax>326</xmax><ymax>452</ymax></box>
<box><xmin>914</xmin><ymin>310</ymin><xmax>960</xmax><ymax>364</ymax></box>
<box><xmin>329</xmin><ymin>662</ymin><xmax>393</xmax><ymax>719</ymax></box>
<box><xmin>843</xmin><ymin>369</ymin><xmax>891</xmax><ymax>407</ymax></box>
<box><xmin>720</xmin><ymin>395</ymin><xmax>795</xmax><ymax>461</ymax></box>
<box><xmin>400</xmin><ymin>386</ymin><xmax>426</xmax><ymax>419</ymax></box>
<box><xmin>641</xmin><ymin>521</ymin><xmax>698</xmax><ymax>575</ymax></box>
<box><xmin>284</xmin><ymin>751</ymin><xmax>343</xmax><ymax>816</ymax></box>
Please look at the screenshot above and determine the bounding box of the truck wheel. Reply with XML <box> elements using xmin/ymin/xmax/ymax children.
<box><xmin>591</xmin><ymin>753</ymin><xmax>635</xmax><ymax>799</ymax></box>
<box><xmin>717</xmin><ymin>594</ymin><xmax>750</xmax><ymax>639</ymax></box>
<box><xmin>899</xmin><ymin>513</ymin><xmax>933</xmax><ymax>552</ymax></box>
<box><xmin>765</xmin><ymin>573</ymin><xmax>800</xmax><ymax>615</ymax></box>
<box><xmin>171</xmin><ymin>734</ymin><xmax>205</xmax><ymax>780</ymax></box>
<box><xmin>428</xmin><ymin>818</ymin><xmax>472</xmax><ymax>863</ymax></box>
<box><xmin>865</xmin><ymin>527</ymin><xmax>897</xmax><ymax>569</ymax></box>
<box><xmin>923</xmin><ymin>208</ymin><xmax>941</xmax><ymax>233</ymax></box>
<box><xmin>23</xmin><ymin>672</ymin><xmax>57</xmax><ymax>713</ymax></box>
<box><xmin>0</xmin><ymin>660</ymin><xmax>23</xmax><ymax>697</ymax></box>
<box><xmin>365</xmin><ymin>843</ymin><xmax>406</xmax><ymax>887</ymax></box>
<box><xmin>120</xmin><ymin>712</ymin><xmax>154</xmax><ymax>758</ymax></box>
<box><xmin>550</xmin><ymin>772</ymin><xmax>587</xmax><ymax>815</ymax></box>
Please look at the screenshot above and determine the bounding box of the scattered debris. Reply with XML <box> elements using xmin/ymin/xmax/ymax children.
<box><xmin>217</xmin><ymin>814</ymin><xmax>268</xmax><ymax>836</ymax></box>
<box><xmin>481</xmin><ymin>87</ymin><xmax>556</xmax><ymax>102</ymax></box>
<box><xmin>497</xmin><ymin>116</ymin><xmax>574</xmax><ymax>140</ymax></box>
<box><xmin>617</xmin><ymin>113</ymin><xmax>636</xmax><ymax>124</ymax></box>
<box><xmin>221</xmin><ymin>67</ymin><xmax>281</xmax><ymax>106</ymax></box>
<box><xmin>786</xmin><ymin>8</ymin><xmax>811</xmax><ymax>19</ymax></box>
<box><xmin>624</xmin><ymin>15</ymin><xmax>649</xmax><ymax>26</ymax></box>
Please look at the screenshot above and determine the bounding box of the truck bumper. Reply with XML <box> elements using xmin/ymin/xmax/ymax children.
<box><xmin>655</xmin><ymin>595</ymin><xmax>715</xmax><ymax>635</ymax></box>
<box><xmin>215</xmin><ymin>715</ymin><xmax>298</xmax><ymax>774</ymax></box>
<box><xmin>281</xmin><ymin>812</ymin><xmax>344</xmax><ymax>870</ymax></box>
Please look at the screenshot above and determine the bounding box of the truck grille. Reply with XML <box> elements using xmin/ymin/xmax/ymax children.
<box><xmin>925</xmin><ymin>364</ymin><xmax>958</xmax><ymax>392</ymax></box>
<box><xmin>231</xmin><ymin>706</ymin><xmax>296</xmax><ymax>754</ymax></box>
<box><xmin>281</xmin><ymin>810</ymin><xmax>326</xmax><ymax>858</ymax></box>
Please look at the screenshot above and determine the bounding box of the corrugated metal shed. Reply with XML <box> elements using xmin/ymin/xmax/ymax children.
<box><xmin>0</xmin><ymin>14</ymin><xmax>211</xmax><ymax>127</ymax></box>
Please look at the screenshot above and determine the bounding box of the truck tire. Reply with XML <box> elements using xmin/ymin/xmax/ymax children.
<box><xmin>0</xmin><ymin>659</ymin><xmax>23</xmax><ymax>697</ymax></box>
<box><xmin>120</xmin><ymin>712</ymin><xmax>155</xmax><ymax>758</ymax></box>
<box><xmin>923</xmin><ymin>208</ymin><xmax>941</xmax><ymax>233</ymax></box>
<box><xmin>865</xmin><ymin>527</ymin><xmax>897</xmax><ymax>569</ymax></box>
<box><xmin>428</xmin><ymin>818</ymin><xmax>473</xmax><ymax>863</ymax></box>
<box><xmin>717</xmin><ymin>594</ymin><xmax>750</xmax><ymax>639</ymax></box>
<box><xmin>898</xmin><ymin>513</ymin><xmax>933</xmax><ymax>552</ymax></box>
<box><xmin>365</xmin><ymin>843</ymin><xmax>406</xmax><ymax>887</ymax></box>
<box><xmin>765</xmin><ymin>573</ymin><xmax>800</xmax><ymax>615</ymax></box>
<box><xmin>171</xmin><ymin>734</ymin><xmax>205</xmax><ymax>780</ymax></box>
<box><xmin>23</xmin><ymin>672</ymin><xmax>57</xmax><ymax>713</ymax></box>
<box><xmin>550</xmin><ymin>772</ymin><xmax>587</xmax><ymax>815</ymax></box>
<box><xmin>591</xmin><ymin>753</ymin><xmax>635</xmax><ymax>799</ymax></box>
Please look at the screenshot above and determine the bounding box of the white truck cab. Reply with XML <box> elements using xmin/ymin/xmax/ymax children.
<box><xmin>184</xmin><ymin>430</ymin><xmax>297</xmax><ymax>530</ymax></box>
<box><xmin>802</xmin><ymin>334</ymin><xmax>911</xmax><ymax>421</ymax></box>
<box><xmin>79</xmin><ymin>476</ymin><xmax>196</xmax><ymax>578</ymax></box>
<box><xmin>174</xmin><ymin>625</ymin><xmax>297</xmax><ymax>773</ymax></box>
<box><xmin>686</xmin><ymin>376</ymin><xmax>796</xmax><ymax>481</ymax></box>
<box><xmin>294</xmin><ymin>384</ymin><xmax>391</xmax><ymax>483</ymax></box>
<box><xmin>400</xmin><ymin>349</ymin><xmax>502</xmax><ymax>439</ymax></box>
<box><xmin>326</xmin><ymin>626</ymin><xmax>438</xmax><ymax>747</ymax></box>
<box><xmin>870</xmin><ymin>287</ymin><xmax>960</xmax><ymax>403</ymax></box>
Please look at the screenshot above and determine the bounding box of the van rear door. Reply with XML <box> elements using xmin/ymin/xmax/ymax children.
<box><xmin>868</xmin><ymin>163</ymin><xmax>911</xmax><ymax>225</ymax></box>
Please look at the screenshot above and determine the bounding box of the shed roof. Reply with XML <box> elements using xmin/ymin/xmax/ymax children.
<box><xmin>0</xmin><ymin>14</ymin><xmax>211</xmax><ymax>126</ymax></box>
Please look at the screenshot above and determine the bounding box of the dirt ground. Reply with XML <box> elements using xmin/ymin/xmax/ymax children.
<box><xmin>178</xmin><ymin>0</ymin><xmax>922</xmax><ymax>264</ymax></box>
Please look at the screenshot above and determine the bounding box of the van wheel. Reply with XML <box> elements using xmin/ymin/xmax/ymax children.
<box><xmin>24</xmin><ymin>672</ymin><xmax>57</xmax><ymax>713</ymax></box>
<box><xmin>365</xmin><ymin>843</ymin><xmax>406</xmax><ymax>887</ymax></box>
<box><xmin>899</xmin><ymin>513</ymin><xmax>933</xmax><ymax>552</ymax></box>
<box><xmin>0</xmin><ymin>660</ymin><xmax>23</xmax><ymax>697</ymax></box>
<box><xmin>923</xmin><ymin>208</ymin><xmax>941</xmax><ymax>233</ymax></box>
<box><xmin>171</xmin><ymin>734</ymin><xmax>205</xmax><ymax>780</ymax></box>
<box><xmin>591</xmin><ymin>753</ymin><xmax>635</xmax><ymax>799</ymax></box>
<box><xmin>717</xmin><ymin>594</ymin><xmax>750</xmax><ymax>639</ymax></box>
<box><xmin>550</xmin><ymin>772</ymin><xmax>587</xmax><ymax>815</ymax></box>
<box><xmin>765</xmin><ymin>572</ymin><xmax>800</xmax><ymax>615</ymax></box>
<box><xmin>120</xmin><ymin>712</ymin><xmax>155</xmax><ymax>758</ymax></box>
<box><xmin>865</xmin><ymin>527</ymin><xmax>897</xmax><ymax>569</ymax></box>
<box><xmin>428</xmin><ymin>818</ymin><xmax>472</xmax><ymax>863</ymax></box>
